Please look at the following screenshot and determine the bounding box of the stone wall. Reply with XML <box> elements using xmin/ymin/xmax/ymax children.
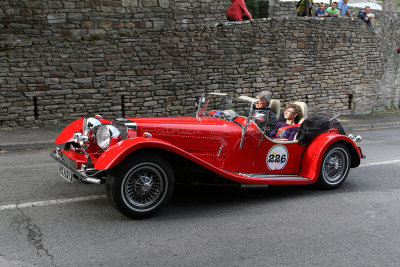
<box><xmin>0</xmin><ymin>17</ymin><xmax>383</xmax><ymax>128</ymax></box>
<box><xmin>269</xmin><ymin>1</ymin><xmax>297</xmax><ymax>17</ymax></box>
<box><xmin>382</xmin><ymin>0</ymin><xmax>400</xmax><ymax>12</ymax></box>
<box><xmin>0</xmin><ymin>0</ymin><xmax>229</xmax><ymax>39</ymax></box>
<box><xmin>374</xmin><ymin>11</ymin><xmax>400</xmax><ymax>111</ymax></box>
<box><xmin>0</xmin><ymin>0</ymin><xmax>398</xmax><ymax>128</ymax></box>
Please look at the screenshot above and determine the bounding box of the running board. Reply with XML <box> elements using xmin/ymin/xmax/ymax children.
<box><xmin>225</xmin><ymin>171</ymin><xmax>311</xmax><ymax>185</ymax></box>
<box><xmin>238</xmin><ymin>173</ymin><xmax>307</xmax><ymax>179</ymax></box>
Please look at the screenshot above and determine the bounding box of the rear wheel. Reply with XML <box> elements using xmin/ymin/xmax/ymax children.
<box><xmin>316</xmin><ymin>144</ymin><xmax>351</xmax><ymax>189</ymax></box>
<box><xmin>106</xmin><ymin>152</ymin><xmax>174</xmax><ymax>219</ymax></box>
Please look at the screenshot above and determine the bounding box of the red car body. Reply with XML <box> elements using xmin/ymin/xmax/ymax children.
<box><xmin>51</xmin><ymin>95</ymin><xmax>363</xmax><ymax>218</ymax></box>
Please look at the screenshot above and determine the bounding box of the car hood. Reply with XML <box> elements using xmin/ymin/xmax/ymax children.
<box><xmin>128</xmin><ymin>116</ymin><xmax>239</xmax><ymax>152</ymax></box>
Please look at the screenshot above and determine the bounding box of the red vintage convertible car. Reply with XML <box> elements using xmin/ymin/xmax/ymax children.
<box><xmin>51</xmin><ymin>93</ymin><xmax>364</xmax><ymax>218</ymax></box>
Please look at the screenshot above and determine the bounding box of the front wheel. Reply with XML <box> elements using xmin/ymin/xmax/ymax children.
<box><xmin>316</xmin><ymin>144</ymin><xmax>351</xmax><ymax>189</ymax></box>
<box><xmin>106</xmin><ymin>152</ymin><xmax>174</xmax><ymax>219</ymax></box>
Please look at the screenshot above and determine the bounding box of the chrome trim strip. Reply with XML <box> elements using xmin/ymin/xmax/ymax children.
<box><xmin>50</xmin><ymin>150</ymin><xmax>103</xmax><ymax>184</ymax></box>
<box><xmin>125</xmin><ymin>122</ymin><xmax>137</xmax><ymax>131</ymax></box>
<box><xmin>116</xmin><ymin>118</ymin><xmax>137</xmax><ymax>131</ymax></box>
<box><xmin>232</xmin><ymin>172</ymin><xmax>309</xmax><ymax>180</ymax></box>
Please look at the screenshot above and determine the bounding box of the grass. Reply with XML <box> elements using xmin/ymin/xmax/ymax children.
<box><xmin>371</xmin><ymin>103</ymin><xmax>399</xmax><ymax>114</ymax></box>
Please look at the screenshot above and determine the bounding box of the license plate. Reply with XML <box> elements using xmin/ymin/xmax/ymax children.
<box><xmin>58</xmin><ymin>164</ymin><xmax>73</xmax><ymax>182</ymax></box>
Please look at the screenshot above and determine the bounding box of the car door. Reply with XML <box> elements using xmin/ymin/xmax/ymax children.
<box><xmin>251</xmin><ymin>137</ymin><xmax>306</xmax><ymax>174</ymax></box>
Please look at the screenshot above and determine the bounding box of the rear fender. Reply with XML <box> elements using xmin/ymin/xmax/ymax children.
<box><xmin>94</xmin><ymin>137</ymin><xmax>208</xmax><ymax>170</ymax></box>
<box><xmin>299</xmin><ymin>131</ymin><xmax>362</xmax><ymax>183</ymax></box>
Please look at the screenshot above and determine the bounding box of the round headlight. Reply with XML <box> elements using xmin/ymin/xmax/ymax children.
<box><xmin>96</xmin><ymin>124</ymin><xmax>121</xmax><ymax>149</ymax></box>
<box><xmin>83</xmin><ymin>118</ymin><xmax>102</xmax><ymax>136</ymax></box>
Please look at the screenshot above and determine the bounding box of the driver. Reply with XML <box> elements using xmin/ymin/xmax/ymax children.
<box><xmin>254</xmin><ymin>91</ymin><xmax>278</xmax><ymax>135</ymax></box>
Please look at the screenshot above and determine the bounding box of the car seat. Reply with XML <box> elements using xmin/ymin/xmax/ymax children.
<box><xmin>269</xmin><ymin>99</ymin><xmax>281</xmax><ymax>117</ymax></box>
<box><xmin>293</xmin><ymin>101</ymin><xmax>308</xmax><ymax>123</ymax></box>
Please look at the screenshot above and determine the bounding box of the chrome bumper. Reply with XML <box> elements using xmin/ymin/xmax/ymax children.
<box><xmin>358</xmin><ymin>146</ymin><xmax>366</xmax><ymax>159</ymax></box>
<box><xmin>50</xmin><ymin>148</ymin><xmax>104</xmax><ymax>184</ymax></box>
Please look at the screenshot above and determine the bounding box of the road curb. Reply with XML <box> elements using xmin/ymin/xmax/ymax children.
<box><xmin>343</xmin><ymin>122</ymin><xmax>400</xmax><ymax>131</ymax></box>
<box><xmin>0</xmin><ymin>142</ymin><xmax>54</xmax><ymax>151</ymax></box>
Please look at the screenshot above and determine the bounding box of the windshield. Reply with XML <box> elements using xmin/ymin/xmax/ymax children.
<box><xmin>196</xmin><ymin>93</ymin><xmax>256</xmax><ymax>120</ymax></box>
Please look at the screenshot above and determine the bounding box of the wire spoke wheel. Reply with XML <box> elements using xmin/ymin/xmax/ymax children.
<box><xmin>123</xmin><ymin>164</ymin><xmax>164</xmax><ymax>208</ymax></box>
<box><xmin>317</xmin><ymin>144</ymin><xmax>350</xmax><ymax>189</ymax></box>
<box><xmin>107</xmin><ymin>153</ymin><xmax>174</xmax><ymax>219</ymax></box>
<box><xmin>322</xmin><ymin>150</ymin><xmax>346</xmax><ymax>183</ymax></box>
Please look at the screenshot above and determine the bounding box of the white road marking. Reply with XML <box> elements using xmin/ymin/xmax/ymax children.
<box><xmin>0</xmin><ymin>163</ymin><xmax>56</xmax><ymax>171</ymax></box>
<box><xmin>0</xmin><ymin>195</ymin><xmax>107</xmax><ymax>211</ymax></box>
<box><xmin>360</xmin><ymin>159</ymin><xmax>400</xmax><ymax>168</ymax></box>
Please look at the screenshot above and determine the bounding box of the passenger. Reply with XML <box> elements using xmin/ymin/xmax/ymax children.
<box><xmin>268</xmin><ymin>103</ymin><xmax>302</xmax><ymax>141</ymax></box>
<box><xmin>254</xmin><ymin>91</ymin><xmax>278</xmax><ymax>136</ymax></box>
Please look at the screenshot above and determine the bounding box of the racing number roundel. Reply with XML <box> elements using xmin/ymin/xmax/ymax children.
<box><xmin>266</xmin><ymin>145</ymin><xmax>289</xmax><ymax>170</ymax></box>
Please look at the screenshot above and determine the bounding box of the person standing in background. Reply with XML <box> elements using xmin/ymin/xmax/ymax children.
<box><xmin>357</xmin><ymin>6</ymin><xmax>374</xmax><ymax>30</ymax></box>
<box><xmin>337</xmin><ymin>0</ymin><xmax>352</xmax><ymax>17</ymax></box>
<box><xmin>325</xmin><ymin>2</ymin><xmax>339</xmax><ymax>17</ymax></box>
<box><xmin>314</xmin><ymin>2</ymin><xmax>326</xmax><ymax>17</ymax></box>
<box><xmin>296</xmin><ymin>0</ymin><xmax>313</xmax><ymax>16</ymax></box>
<box><xmin>226</xmin><ymin>0</ymin><xmax>254</xmax><ymax>22</ymax></box>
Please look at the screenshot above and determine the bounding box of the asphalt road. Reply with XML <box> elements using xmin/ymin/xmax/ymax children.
<box><xmin>0</xmin><ymin>128</ymin><xmax>399</xmax><ymax>267</ymax></box>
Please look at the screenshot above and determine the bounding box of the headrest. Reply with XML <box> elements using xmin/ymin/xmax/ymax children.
<box><xmin>269</xmin><ymin>99</ymin><xmax>281</xmax><ymax>116</ymax></box>
<box><xmin>293</xmin><ymin>101</ymin><xmax>308</xmax><ymax>123</ymax></box>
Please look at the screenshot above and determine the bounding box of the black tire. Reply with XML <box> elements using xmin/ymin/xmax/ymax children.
<box><xmin>316</xmin><ymin>143</ymin><xmax>351</xmax><ymax>189</ymax></box>
<box><xmin>106</xmin><ymin>152</ymin><xmax>174</xmax><ymax>219</ymax></box>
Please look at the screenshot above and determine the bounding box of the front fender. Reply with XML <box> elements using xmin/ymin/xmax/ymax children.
<box><xmin>55</xmin><ymin>118</ymin><xmax>113</xmax><ymax>145</ymax></box>
<box><xmin>55</xmin><ymin>118</ymin><xmax>84</xmax><ymax>145</ymax></box>
<box><xmin>94</xmin><ymin>137</ymin><xmax>208</xmax><ymax>171</ymax></box>
<box><xmin>299</xmin><ymin>131</ymin><xmax>362</xmax><ymax>183</ymax></box>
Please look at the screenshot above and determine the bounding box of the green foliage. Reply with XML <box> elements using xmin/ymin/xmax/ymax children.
<box><xmin>371</xmin><ymin>104</ymin><xmax>399</xmax><ymax>114</ymax></box>
<box><xmin>378</xmin><ymin>0</ymin><xmax>400</xmax><ymax>7</ymax></box>
<box><xmin>88</xmin><ymin>34</ymin><xmax>100</xmax><ymax>45</ymax></box>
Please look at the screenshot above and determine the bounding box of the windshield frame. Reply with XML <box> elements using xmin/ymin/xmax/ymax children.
<box><xmin>195</xmin><ymin>93</ymin><xmax>261</xmax><ymax>149</ymax></box>
<box><xmin>195</xmin><ymin>93</ymin><xmax>257</xmax><ymax>120</ymax></box>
